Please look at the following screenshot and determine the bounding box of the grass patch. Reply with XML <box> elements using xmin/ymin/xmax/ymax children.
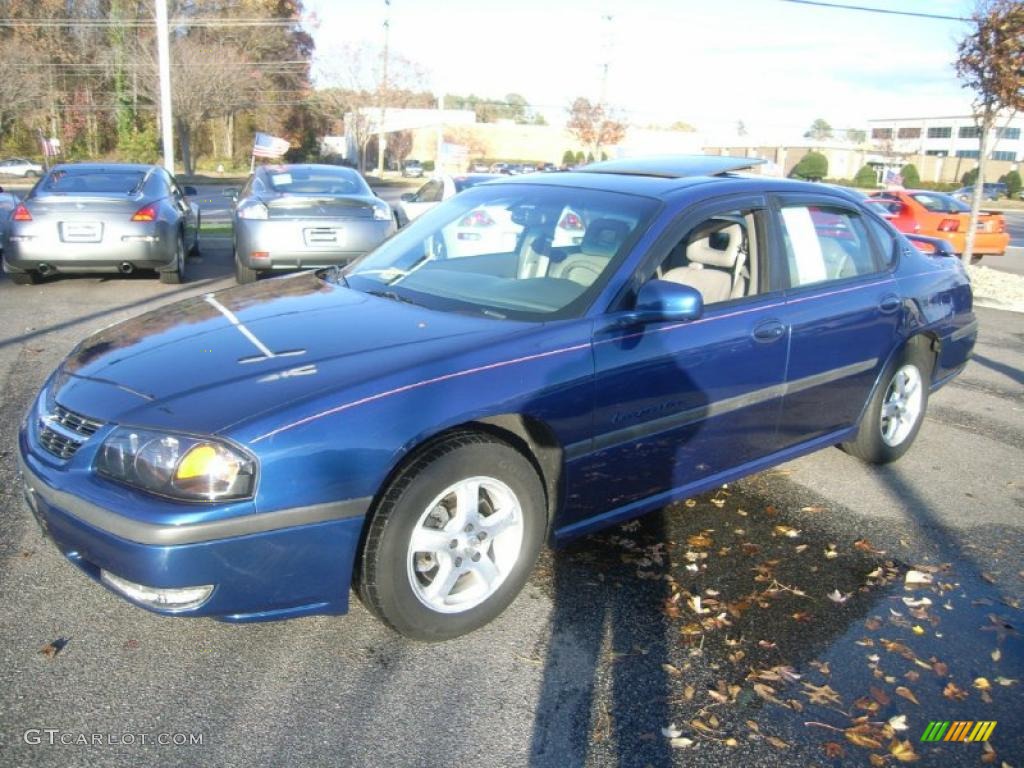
<box><xmin>201</xmin><ymin>222</ymin><xmax>233</xmax><ymax>236</ymax></box>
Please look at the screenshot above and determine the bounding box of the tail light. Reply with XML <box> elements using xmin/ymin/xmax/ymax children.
<box><xmin>459</xmin><ymin>210</ymin><xmax>495</xmax><ymax>227</ymax></box>
<box><xmin>937</xmin><ymin>218</ymin><xmax>959</xmax><ymax>232</ymax></box>
<box><xmin>558</xmin><ymin>211</ymin><xmax>584</xmax><ymax>230</ymax></box>
<box><xmin>131</xmin><ymin>204</ymin><xmax>157</xmax><ymax>222</ymax></box>
<box><xmin>12</xmin><ymin>203</ymin><xmax>32</xmax><ymax>222</ymax></box>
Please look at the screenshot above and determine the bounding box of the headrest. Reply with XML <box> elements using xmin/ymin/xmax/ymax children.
<box><xmin>581</xmin><ymin>218</ymin><xmax>630</xmax><ymax>258</ymax></box>
<box><xmin>686</xmin><ymin>222</ymin><xmax>742</xmax><ymax>268</ymax></box>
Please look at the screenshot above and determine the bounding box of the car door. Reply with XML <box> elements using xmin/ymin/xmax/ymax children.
<box><xmin>770</xmin><ymin>194</ymin><xmax>901</xmax><ymax>447</ymax></box>
<box><xmin>169</xmin><ymin>176</ymin><xmax>197</xmax><ymax>248</ymax></box>
<box><xmin>402</xmin><ymin>179</ymin><xmax>444</xmax><ymax>222</ymax></box>
<box><xmin>562</xmin><ymin>195</ymin><xmax>791</xmax><ymax>532</ymax></box>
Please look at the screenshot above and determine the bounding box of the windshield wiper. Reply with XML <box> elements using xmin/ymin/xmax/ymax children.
<box><xmin>366</xmin><ymin>289</ymin><xmax>419</xmax><ymax>306</ymax></box>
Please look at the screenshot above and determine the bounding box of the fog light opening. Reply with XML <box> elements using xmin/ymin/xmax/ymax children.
<box><xmin>100</xmin><ymin>570</ymin><xmax>213</xmax><ymax>611</ymax></box>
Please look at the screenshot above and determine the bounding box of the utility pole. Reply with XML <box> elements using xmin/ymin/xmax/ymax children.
<box><xmin>600</xmin><ymin>12</ymin><xmax>613</xmax><ymax>107</ymax></box>
<box><xmin>376</xmin><ymin>0</ymin><xmax>391</xmax><ymax>177</ymax></box>
<box><xmin>436</xmin><ymin>92</ymin><xmax>445</xmax><ymax>171</ymax></box>
<box><xmin>155</xmin><ymin>0</ymin><xmax>174</xmax><ymax>174</ymax></box>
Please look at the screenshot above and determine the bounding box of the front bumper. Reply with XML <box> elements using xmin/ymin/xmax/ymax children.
<box><xmin>235</xmin><ymin>216</ymin><xmax>394</xmax><ymax>270</ymax></box>
<box><xmin>18</xmin><ymin>431</ymin><xmax>370</xmax><ymax>622</ymax></box>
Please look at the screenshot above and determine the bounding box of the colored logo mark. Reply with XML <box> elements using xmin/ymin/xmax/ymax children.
<box><xmin>921</xmin><ymin>721</ymin><xmax>997</xmax><ymax>742</ymax></box>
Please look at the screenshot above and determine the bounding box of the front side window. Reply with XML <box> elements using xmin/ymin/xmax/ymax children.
<box><xmin>778</xmin><ymin>205</ymin><xmax>879</xmax><ymax>288</ymax></box>
<box><xmin>909</xmin><ymin>192</ymin><xmax>969</xmax><ymax>214</ymax></box>
<box><xmin>648</xmin><ymin>209</ymin><xmax>765</xmax><ymax>305</ymax></box>
<box><xmin>346</xmin><ymin>184</ymin><xmax>658</xmax><ymax>320</ymax></box>
<box><xmin>415</xmin><ymin>180</ymin><xmax>444</xmax><ymax>203</ymax></box>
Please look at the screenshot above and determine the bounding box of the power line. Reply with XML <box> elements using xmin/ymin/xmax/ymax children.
<box><xmin>0</xmin><ymin>17</ymin><xmax>311</xmax><ymax>28</ymax></box>
<box><xmin>779</xmin><ymin>0</ymin><xmax>969</xmax><ymax>22</ymax></box>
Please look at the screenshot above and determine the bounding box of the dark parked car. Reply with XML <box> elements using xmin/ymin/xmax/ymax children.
<box><xmin>230</xmin><ymin>163</ymin><xmax>395</xmax><ymax>284</ymax></box>
<box><xmin>2</xmin><ymin>163</ymin><xmax>198</xmax><ymax>285</ymax></box>
<box><xmin>18</xmin><ymin>155</ymin><xmax>975</xmax><ymax>640</ymax></box>
<box><xmin>951</xmin><ymin>183</ymin><xmax>1007</xmax><ymax>202</ymax></box>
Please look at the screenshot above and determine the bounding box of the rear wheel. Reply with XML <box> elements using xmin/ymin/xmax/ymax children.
<box><xmin>970</xmin><ymin>255</ymin><xmax>982</xmax><ymax>265</ymax></box>
<box><xmin>189</xmin><ymin>216</ymin><xmax>201</xmax><ymax>258</ymax></box>
<box><xmin>234</xmin><ymin>249</ymin><xmax>259</xmax><ymax>284</ymax></box>
<box><xmin>159</xmin><ymin>232</ymin><xmax>186</xmax><ymax>284</ymax></box>
<box><xmin>358</xmin><ymin>433</ymin><xmax>545</xmax><ymax>641</ymax></box>
<box><xmin>842</xmin><ymin>344</ymin><xmax>932</xmax><ymax>464</ymax></box>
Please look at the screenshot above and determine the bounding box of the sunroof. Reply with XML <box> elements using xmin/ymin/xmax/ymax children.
<box><xmin>579</xmin><ymin>155</ymin><xmax>766</xmax><ymax>178</ymax></box>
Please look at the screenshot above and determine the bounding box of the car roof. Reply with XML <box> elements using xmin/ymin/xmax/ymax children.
<box><xmin>50</xmin><ymin>162</ymin><xmax>155</xmax><ymax>173</ymax></box>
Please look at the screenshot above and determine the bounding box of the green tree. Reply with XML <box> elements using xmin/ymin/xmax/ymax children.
<box><xmin>999</xmin><ymin>170</ymin><xmax>1022</xmax><ymax>199</ymax></box>
<box><xmin>562</xmin><ymin>149</ymin><xmax>576</xmax><ymax>165</ymax></box>
<box><xmin>854</xmin><ymin>165</ymin><xmax>878</xmax><ymax>187</ymax></box>
<box><xmin>962</xmin><ymin>167</ymin><xmax>980</xmax><ymax>186</ymax></box>
<box><xmin>846</xmin><ymin>128</ymin><xmax>867</xmax><ymax>143</ymax></box>
<box><xmin>792</xmin><ymin>151</ymin><xmax>828</xmax><ymax>181</ymax></box>
<box><xmin>804</xmin><ymin>118</ymin><xmax>833</xmax><ymax>140</ymax></box>
<box><xmin>900</xmin><ymin>164</ymin><xmax>921</xmax><ymax>188</ymax></box>
<box><xmin>574</xmin><ymin>150</ymin><xmax>585</xmax><ymax>164</ymax></box>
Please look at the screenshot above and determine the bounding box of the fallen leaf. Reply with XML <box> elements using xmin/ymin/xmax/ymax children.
<box><xmin>932</xmin><ymin>660</ymin><xmax>948</xmax><ymax>677</ymax></box>
<box><xmin>981</xmin><ymin>572</ymin><xmax>996</xmax><ymax>584</ymax></box>
<box><xmin>865</xmin><ymin>617</ymin><xmax>882</xmax><ymax>631</ymax></box>
<box><xmin>765</xmin><ymin>735</ymin><xmax>789</xmax><ymax>749</ymax></box>
<box><xmin>992</xmin><ymin>649</ymin><xmax>1001</xmax><ymax>663</ymax></box>
<box><xmin>824</xmin><ymin>545</ymin><xmax>839</xmax><ymax>559</ymax></box>
<box><xmin>973</xmin><ymin>677</ymin><xmax>991</xmax><ymax>691</ymax></box>
<box><xmin>904</xmin><ymin>570</ymin><xmax>933</xmax><ymax>586</ymax></box>
<box><xmin>670</xmin><ymin>737</ymin><xmax>694</xmax><ymax>749</ymax></box>
<box><xmin>662</xmin><ymin>663</ymin><xmax>682</xmax><ymax>677</ymax></box>
<box><xmin>869</xmin><ymin>754</ymin><xmax>887</xmax><ymax>767</ymax></box>
<box><xmin>943</xmin><ymin>681</ymin><xmax>968</xmax><ymax>700</ymax></box>
<box><xmin>683</xmin><ymin>684</ymin><xmax>695</xmax><ymax>700</ymax></box>
<box><xmin>894</xmin><ymin>686</ymin><xmax>919</xmax><ymax>705</ymax></box>
<box><xmin>687</xmin><ymin>532</ymin><xmax>714</xmax><ymax>548</ymax></box>
<box><xmin>870</xmin><ymin>686</ymin><xmax>891</xmax><ymax>706</ymax></box>
<box><xmin>39</xmin><ymin>638</ymin><xmax>69</xmax><ymax>659</ymax></box>
<box><xmin>911</xmin><ymin>625</ymin><xmax>926</xmax><ymax>636</ymax></box>
<box><xmin>828</xmin><ymin>589</ymin><xmax>850</xmax><ymax>604</ymax></box>
<box><xmin>753</xmin><ymin>683</ymin><xmax>786</xmax><ymax>706</ymax></box>
<box><xmin>746</xmin><ymin>720</ymin><xmax>760</xmax><ymax>732</ymax></box>
<box><xmin>791</xmin><ymin>611</ymin><xmax>813</xmax><ymax>622</ymax></box>
<box><xmin>889</xmin><ymin>738</ymin><xmax>920</xmax><ymax>763</ymax></box>
<box><xmin>995</xmin><ymin>677</ymin><xmax>1018</xmax><ymax>686</ymax></box>
<box><xmin>822</xmin><ymin>741</ymin><xmax>845</xmax><ymax>758</ymax></box>
<box><xmin>802</xmin><ymin>682</ymin><xmax>842</xmax><ymax>706</ymax></box>
<box><xmin>845</xmin><ymin>727</ymin><xmax>883</xmax><ymax>750</ymax></box>
<box><xmin>774</xmin><ymin>524</ymin><xmax>800</xmax><ymax>538</ymax></box>
<box><xmin>801</xmin><ymin>504</ymin><xmax>827</xmax><ymax>513</ymax></box>
<box><xmin>902</xmin><ymin>597</ymin><xmax>932</xmax><ymax>607</ymax></box>
<box><xmin>888</xmin><ymin>714</ymin><xmax>908</xmax><ymax>732</ymax></box>
<box><xmin>810</xmin><ymin>660</ymin><xmax>831</xmax><ymax>676</ymax></box>
<box><xmin>661</xmin><ymin>724</ymin><xmax>683</xmax><ymax>738</ymax></box>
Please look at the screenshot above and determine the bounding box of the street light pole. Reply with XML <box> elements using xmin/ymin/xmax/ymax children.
<box><xmin>377</xmin><ymin>0</ymin><xmax>391</xmax><ymax>177</ymax></box>
<box><xmin>155</xmin><ymin>0</ymin><xmax>174</xmax><ymax>174</ymax></box>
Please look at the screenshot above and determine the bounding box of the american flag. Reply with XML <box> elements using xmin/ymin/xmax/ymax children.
<box><xmin>252</xmin><ymin>132</ymin><xmax>290</xmax><ymax>158</ymax></box>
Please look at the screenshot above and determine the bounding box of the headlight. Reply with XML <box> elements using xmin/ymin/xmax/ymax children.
<box><xmin>373</xmin><ymin>203</ymin><xmax>393</xmax><ymax>221</ymax></box>
<box><xmin>95</xmin><ymin>428</ymin><xmax>256</xmax><ymax>501</ymax></box>
<box><xmin>237</xmin><ymin>202</ymin><xmax>269</xmax><ymax>220</ymax></box>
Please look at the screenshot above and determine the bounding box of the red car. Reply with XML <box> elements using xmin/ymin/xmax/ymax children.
<box><xmin>867</xmin><ymin>189</ymin><xmax>1009</xmax><ymax>263</ymax></box>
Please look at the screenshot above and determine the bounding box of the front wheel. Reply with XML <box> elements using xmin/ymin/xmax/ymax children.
<box><xmin>842</xmin><ymin>345</ymin><xmax>932</xmax><ymax>464</ymax></box>
<box><xmin>358</xmin><ymin>433</ymin><xmax>546</xmax><ymax>641</ymax></box>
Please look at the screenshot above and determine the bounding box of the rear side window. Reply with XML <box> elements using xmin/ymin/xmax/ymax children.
<box><xmin>779</xmin><ymin>205</ymin><xmax>880</xmax><ymax>287</ymax></box>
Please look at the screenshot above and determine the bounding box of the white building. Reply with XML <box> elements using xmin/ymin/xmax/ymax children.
<box><xmin>866</xmin><ymin>114</ymin><xmax>1023</xmax><ymax>162</ymax></box>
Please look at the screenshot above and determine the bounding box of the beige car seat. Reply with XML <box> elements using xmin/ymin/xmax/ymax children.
<box><xmin>662</xmin><ymin>222</ymin><xmax>747</xmax><ymax>303</ymax></box>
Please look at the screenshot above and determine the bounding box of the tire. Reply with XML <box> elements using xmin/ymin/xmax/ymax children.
<box><xmin>358</xmin><ymin>432</ymin><xmax>546</xmax><ymax>641</ymax></box>
<box><xmin>189</xmin><ymin>217</ymin><xmax>201</xmax><ymax>258</ymax></box>
<box><xmin>8</xmin><ymin>271</ymin><xmax>38</xmax><ymax>285</ymax></box>
<box><xmin>24</xmin><ymin>170</ymin><xmax>37</xmax><ymax>178</ymax></box>
<box><xmin>971</xmin><ymin>255</ymin><xmax>982</xmax><ymax>265</ymax></box>
<box><xmin>842</xmin><ymin>344</ymin><xmax>932</xmax><ymax>464</ymax></box>
<box><xmin>235</xmin><ymin>251</ymin><xmax>258</xmax><ymax>284</ymax></box>
<box><xmin>160</xmin><ymin>232</ymin><xmax>186</xmax><ymax>284</ymax></box>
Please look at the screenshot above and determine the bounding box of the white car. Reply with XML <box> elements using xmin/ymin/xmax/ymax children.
<box><xmin>396</xmin><ymin>174</ymin><xmax>501</xmax><ymax>225</ymax></box>
<box><xmin>0</xmin><ymin>158</ymin><xmax>44</xmax><ymax>178</ymax></box>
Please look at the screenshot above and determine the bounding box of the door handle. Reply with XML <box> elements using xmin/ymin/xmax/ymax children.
<box><xmin>752</xmin><ymin>319</ymin><xmax>786</xmax><ymax>342</ymax></box>
<box><xmin>878</xmin><ymin>294</ymin><xmax>902</xmax><ymax>314</ymax></box>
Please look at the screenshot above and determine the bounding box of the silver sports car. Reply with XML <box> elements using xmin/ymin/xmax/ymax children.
<box><xmin>230</xmin><ymin>164</ymin><xmax>395</xmax><ymax>284</ymax></box>
<box><xmin>2</xmin><ymin>163</ymin><xmax>199</xmax><ymax>285</ymax></box>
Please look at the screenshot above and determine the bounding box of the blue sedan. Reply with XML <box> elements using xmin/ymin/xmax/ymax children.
<box><xmin>17</xmin><ymin>156</ymin><xmax>976</xmax><ymax>640</ymax></box>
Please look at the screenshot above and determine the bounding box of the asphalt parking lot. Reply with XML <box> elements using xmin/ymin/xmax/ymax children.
<box><xmin>0</xmin><ymin>209</ymin><xmax>1022</xmax><ymax>767</ymax></box>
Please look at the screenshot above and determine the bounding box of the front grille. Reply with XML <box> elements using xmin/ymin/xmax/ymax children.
<box><xmin>39</xmin><ymin>427</ymin><xmax>82</xmax><ymax>459</ymax></box>
<box><xmin>52</xmin><ymin>404</ymin><xmax>103</xmax><ymax>437</ymax></box>
<box><xmin>37</xmin><ymin>403</ymin><xmax>104</xmax><ymax>460</ymax></box>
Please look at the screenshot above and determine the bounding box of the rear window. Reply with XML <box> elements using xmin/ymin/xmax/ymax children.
<box><xmin>453</xmin><ymin>176</ymin><xmax>494</xmax><ymax>193</ymax></box>
<box><xmin>909</xmin><ymin>192</ymin><xmax>969</xmax><ymax>214</ymax></box>
<box><xmin>263</xmin><ymin>167</ymin><xmax>368</xmax><ymax>195</ymax></box>
<box><xmin>41</xmin><ymin>170</ymin><xmax>146</xmax><ymax>195</ymax></box>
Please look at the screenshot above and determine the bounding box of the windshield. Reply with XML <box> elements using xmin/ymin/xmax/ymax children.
<box><xmin>345</xmin><ymin>183</ymin><xmax>658</xmax><ymax>321</ymax></box>
<box><xmin>41</xmin><ymin>169</ymin><xmax>146</xmax><ymax>195</ymax></box>
<box><xmin>910</xmin><ymin>192</ymin><xmax>969</xmax><ymax>214</ymax></box>
<box><xmin>262</xmin><ymin>166</ymin><xmax>369</xmax><ymax>196</ymax></box>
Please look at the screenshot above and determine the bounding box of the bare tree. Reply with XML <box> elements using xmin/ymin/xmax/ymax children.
<box><xmin>955</xmin><ymin>0</ymin><xmax>1024</xmax><ymax>264</ymax></box>
<box><xmin>0</xmin><ymin>41</ymin><xmax>45</xmax><ymax>140</ymax></box>
<box><xmin>566</xmin><ymin>98</ymin><xmax>626</xmax><ymax>160</ymax></box>
<box><xmin>316</xmin><ymin>43</ymin><xmax>428</xmax><ymax>172</ymax></box>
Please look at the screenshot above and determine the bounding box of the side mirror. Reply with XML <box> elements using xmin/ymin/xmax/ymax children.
<box><xmin>183</xmin><ymin>185</ymin><xmax>198</xmax><ymax>197</ymax></box>
<box><xmin>616</xmin><ymin>280</ymin><xmax>704</xmax><ymax>326</ymax></box>
<box><xmin>400</xmin><ymin>193</ymin><xmax>415</xmax><ymax>202</ymax></box>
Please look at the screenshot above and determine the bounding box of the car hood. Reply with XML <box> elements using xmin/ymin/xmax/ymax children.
<box><xmin>51</xmin><ymin>271</ymin><xmax>525</xmax><ymax>434</ymax></box>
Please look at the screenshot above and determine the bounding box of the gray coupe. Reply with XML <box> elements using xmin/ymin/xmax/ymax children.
<box><xmin>2</xmin><ymin>163</ymin><xmax>199</xmax><ymax>285</ymax></box>
<box><xmin>230</xmin><ymin>164</ymin><xmax>395</xmax><ymax>284</ymax></box>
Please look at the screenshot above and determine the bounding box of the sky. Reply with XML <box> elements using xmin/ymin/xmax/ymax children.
<box><xmin>302</xmin><ymin>0</ymin><xmax>979</xmax><ymax>140</ymax></box>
